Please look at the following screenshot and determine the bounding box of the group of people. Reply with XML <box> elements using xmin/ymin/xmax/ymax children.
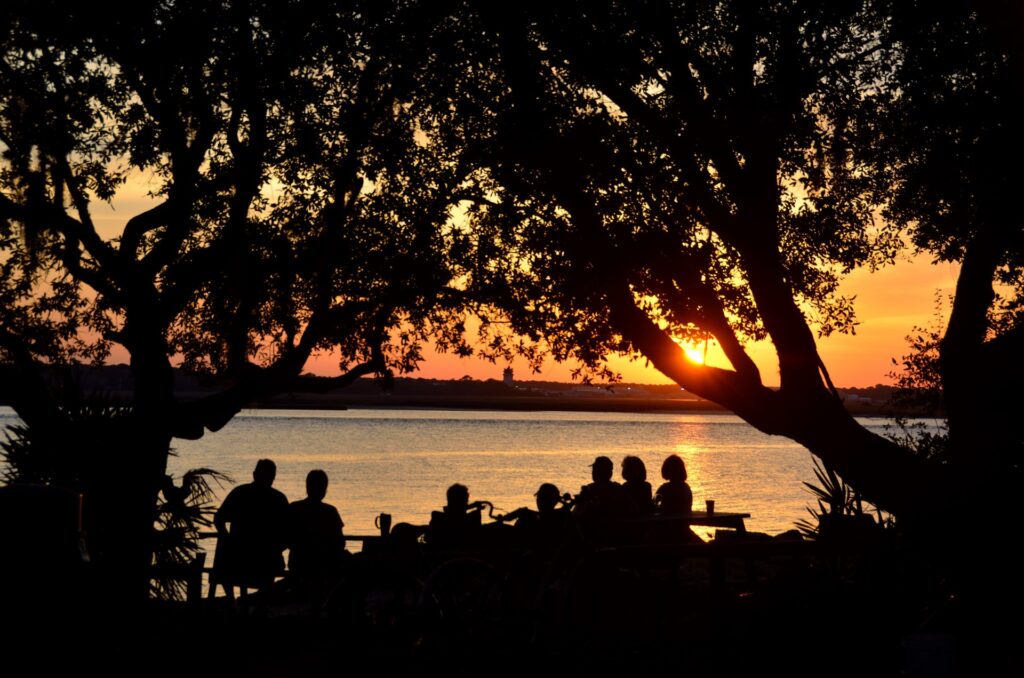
<box><xmin>211</xmin><ymin>453</ymin><xmax>697</xmax><ymax>598</ymax></box>
<box><xmin>211</xmin><ymin>459</ymin><xmax>345</xmax><ymax>599</ymax></box>
<box><xmin>428</xmin><ymin>453</ymin><xmax>697</xmax><ymax>549</ymax></box>
<box><xmin>575</xmin><ymin>453</ymin><xmax>693</xmax><ymax>519</ymax></box>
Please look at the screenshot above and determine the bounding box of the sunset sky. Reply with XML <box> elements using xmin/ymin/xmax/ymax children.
<box><xmin>302</xmin><ymin>253</ymin><xmax>957</xmax><ymax>388</ymax></box>
<box><xmin>94</xmin><ymin>176</ymin><xmax>958</xmax><ymax>389</ymax></box>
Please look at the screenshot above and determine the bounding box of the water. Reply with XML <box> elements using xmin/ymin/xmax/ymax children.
<box><xmin>0</xmin><ymin>406</ymin><xmax>906</xmax><ymax>540</ymax></box>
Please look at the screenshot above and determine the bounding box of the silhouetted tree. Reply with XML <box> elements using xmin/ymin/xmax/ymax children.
<box><xmin>430</xmin><ymin>0</ymin><xmax>1021</xmax><ymax>523</ymax></box>
<box><xmin>859</xmin><ymin>1</ymin><xmax>1023</xmax><ymax>482</ymax></box>
<box><xmin>0</xmin><ymin>1</ymin><xmax>474</xmax><ymax>598</ymax></box>
<box><xmin>3</xmin><ymin>1</ymin><xmax>1020</xmax><ymax>618</ymax></box>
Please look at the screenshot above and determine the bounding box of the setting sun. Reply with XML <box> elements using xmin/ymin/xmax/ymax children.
<box><xmin>682</xmin><ymin>345</ymin><xmax>707</xmax><ymax>364</ymax></box>
<box><xmin>666</xmin><ymin>336</ymin><xmax>711</xmax><ymax>366</ymax></box>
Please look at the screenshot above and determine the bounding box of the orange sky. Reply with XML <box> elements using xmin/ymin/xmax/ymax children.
<box><xmin>298</xmin><ymin>255</ymin><xmax>959</xmax><ymax>388</ymax></box>
<box><xmin>95</xmin><ymin>176</ymin><xmax>958</xmax><ymax>389</ymax></box>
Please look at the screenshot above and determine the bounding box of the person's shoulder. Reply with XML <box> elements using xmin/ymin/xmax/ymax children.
<box><xmin>219</xmin><ymin>482</ymin><xmax>250</xmax><ymax>504</ymax></box>
<box><xmin>314</xmin><ymin>501</ymin><xmax>342</xmax><ymax>520</ymax></box>
<box><xmin>225</xmin><ymin>481</ymin><xmax>251</xmax><ymax>496</ymax></box>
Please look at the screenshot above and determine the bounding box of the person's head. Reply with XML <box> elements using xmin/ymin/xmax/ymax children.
<box><xmin>591</xmin><ymin>456</ymin><xmax>614</xmax><ymax>482</ymax></box>
<box><xmin>535</xmin><ymin>483</ymin><xmax>561</xmax><ymax>512</ymax></box>
<box><xmin>306</xmin><ymin>469</ymin><xmax>328</xmax><ymax>501</ymax></box>
<box><xmin>621</xmin><ymin>456</ymin><xmax>647</xmax><ymax>483</ymax></box>
<box><xmin>661</xmin><ymin>454</ymin><xmax>687</xmax><ymax>483</ymax></box>
<box><xmin>446</xmin><ymin>483</ymin><xmax>469</xmax><ymax>511</ymax></box>
<box><xmin>253</xmin><ymin>459</ymin><xmax>277</xmax><ymax>487</ymax></box>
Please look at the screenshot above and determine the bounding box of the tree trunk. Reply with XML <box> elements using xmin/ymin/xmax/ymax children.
<box><xmin>607</xmin><ymin>284</ymin><xmax>946</xmax><ymax>519</ymax></box>
<box><xmin>89</xmin><ymin>418</ymin><xmax>171</xmax><ymax>604</ymax></box>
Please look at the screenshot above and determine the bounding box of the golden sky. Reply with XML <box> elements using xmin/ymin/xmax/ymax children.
<box><xmin>95</xmin><ymin>175</ymin><xmax>957</xmax><ymax>389</ymax></box>
<box><xmin>298</xmin><ymin>255</ymin><xmax>959</xmax><ymax>389</ymax></box>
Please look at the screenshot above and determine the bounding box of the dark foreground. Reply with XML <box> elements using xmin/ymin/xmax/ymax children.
<box><xmin>9</xmin><ymin>532</ymin><xmax>1015</xmax><ymax>678</ymax></box>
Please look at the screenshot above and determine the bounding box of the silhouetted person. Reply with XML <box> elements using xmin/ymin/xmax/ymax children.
<box><xmin>495</xmin><ymin>482</ymin><xmax>572</xmax><ymax>548</ymax></box>
<box><xmin>212</xmin><ymin>459</ymin><xmax>288</xmax><ymax>598</ymax></box>
<box><xmin>287</xmin><ymin>470</ymin><xmax>346</xmax><ymax>595</ymax></box>
<box><xmin>655</xmin><ymin>454</ymin><xmax>693</xmax><ymax>515</ymax></box>
<box><xmin>428</xmin><ymin>483</ymin><xmax>484</xmax><ymax>548</ymax></box>
<box><xmin>573</xmin><ymin>456</ymin><xmax>635</xmax><ymax>541</ymax></box>
<box><xmin>621</xmin><ymin>455</ymin><xmax>654</xmax><ymax>515</ymax></box>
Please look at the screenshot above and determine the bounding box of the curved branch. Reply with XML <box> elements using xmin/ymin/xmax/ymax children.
<box><xmin>604</xmin><ymin>282</ymin><xmax>774</xmax><ymax>417</ymax></box>
<box><xmin>661</xmin><ymin>257</ymin><xmax>763</xmax><ymax>381</ymax></box>
<box><xmin>120</xmin><ymin>202</ymin><xmax>172</xmax><ymax>263</ymax></box>
<box><xmin>172</xmin><ymin>355</ymin><xmax>384</xmax><ymax>440</ymax></box>
<box><xmin>0</xmin><ymin>193</ymin><xmax>120</xmax><ymax>300</ymax></box>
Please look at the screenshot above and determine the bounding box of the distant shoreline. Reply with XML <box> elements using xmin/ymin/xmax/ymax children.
<box><xmin>0</xmin><ymin>365</ymin><xmax>921</xmax><ymax>418</ymax></box>
<box><xmin>0</xmin><ymin>392</ymin><xmax>916</xmax><ymax>418</ymax></box>
<box><xmin>251</xmin><ymin>393</ymin><xmax>910</xmax><ymax>417</ymax></box>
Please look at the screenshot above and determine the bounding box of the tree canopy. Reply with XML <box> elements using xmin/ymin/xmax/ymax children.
<box><xmin>0</xmin><ymin>0</ymin><xmax>480</xmax><ymax>592</ymax></box>
<box><xmin>859</xmin><ymin>0</ymin><xmax>1024</xmax><ymax>476</ymax></box>
<box><xmin>0</xmin><ymin>1</ymin><xmax>479</xmax><ymax>430</ymax></box>
<box><xmin>420</xmin><ymin>1</ymin><xmax>914</xmax><ymax>513</ymax></box>
<box><xmin>1</xmin><ymin>0</ymin><xmax>1021</xmax><ymax>594</ymax></box>
<box><xmin>409</xmin><ymin>0</ymin><xmax>1022</xmax><ymax>517</ymax></box>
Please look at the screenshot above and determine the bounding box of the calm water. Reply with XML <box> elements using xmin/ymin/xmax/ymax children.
<box><xmin>0</xmin><ymin>406</ymin><xmax>904</xmax><ymax>540</ymax></box>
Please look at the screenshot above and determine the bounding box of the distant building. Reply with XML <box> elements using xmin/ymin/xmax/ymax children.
<box><xmin>503</xmin><ymin>367</ymin><xmax>514</xmax><ymax>387</ymax></box>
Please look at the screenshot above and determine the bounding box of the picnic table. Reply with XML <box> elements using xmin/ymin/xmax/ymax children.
<box><xmin>624</xmin><ymin>510</ymin><xmax>751</xmax><ymax>533</ymax></box>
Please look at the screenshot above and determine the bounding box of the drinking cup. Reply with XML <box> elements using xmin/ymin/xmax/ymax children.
<box><xmin>706</xmin><ymin>499</ymin><xmax>715</xmax><ymax>514</ymax></box>
<box><xmin>375</xmin><ymin>512</ymin><xmax>392</xmax><ymax>536</ymax></box>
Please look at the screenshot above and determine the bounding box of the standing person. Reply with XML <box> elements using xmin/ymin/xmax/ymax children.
<box><xmin>287</xmin><ymin>469</ymin><xmax>346</xmax><ymax>593</ymax></box>
<box><xmin>655</xmin><ymin>454</ymin><xmax>693</xmax><ymax>515</ymax></box>
<box><xmin>621</xmin><ymin>455</ymin><xmax>654</xmax><ymax>515</ymax></box>
<box><xmin>211</xmin><ymin>459</ymin><xmax>289</xmax><ymax>598</ymax></box>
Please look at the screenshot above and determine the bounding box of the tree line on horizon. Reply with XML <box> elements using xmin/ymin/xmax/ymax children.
<box><xmin>0</xmin><ymin>361</ymin><xmax>904</xmax><ymax>400</ymax></box>
<box><xmin>0</xmin><ymin>0</ymin><xmax>1020</xmax><ymax>601</ymax></box>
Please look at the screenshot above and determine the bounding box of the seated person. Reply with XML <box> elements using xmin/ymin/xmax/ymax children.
<box><xmin>654</xmin><ymin>454</ymin><xmax>701</xmax><ymax>543</ymax></box>
<box><xmin>572</xmin><ymin>456</ymin><xmax>635</xmax><ymax>541</ymax></box>
<box><xmin>428</xmin><ymin>483</ymin><xmax>484</xmax><ymax>548</ymax></box>
<box><xmin>621</xmin><ymin>455</ymin><xmax>654</xmax><ymax>515</ymax></box>
<box><xmin>495</xmin><ymin>482</ymin><xmax>572</xmax><ymax>548</ymax></box>
<box><xmin>655</xmin><ymin>454</ymin><xmax>693</xmax><ymax>515</ymax></box>
<box><xmin>212</xmin><ymin>459</ymin><xmax>289</xmax><ymax>596</ymax></box>
<box><xmin>287</xmin><ymin>470</ymin><xmax>346</xmax><ymax>588</ymax></box>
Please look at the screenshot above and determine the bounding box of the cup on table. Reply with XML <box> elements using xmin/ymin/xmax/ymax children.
<box><xmin>375</xmin><ymin>512</ymin><xmax>392</xmax><ymax>536</ymax></box>
<box><xmin>705</xmin><ymin>499</ymin><xmax>715</xmax><ymax>514</ymax></box>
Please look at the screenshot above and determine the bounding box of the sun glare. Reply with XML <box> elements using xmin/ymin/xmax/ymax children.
<box><xmin>683</xmin><ymin>346</ymin><xmax>706</xmax><ymax>364</ymax></box>
<box><xmin>671</xmin><ymin>335</ymin><xmax>708</xmax><ymax>364</ymax></box>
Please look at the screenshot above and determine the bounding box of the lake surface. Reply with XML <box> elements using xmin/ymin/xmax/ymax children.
<box><xmin>2</xmin><ymin>407</ymin><xmax>906</xmax><ymax>540</ymax></box>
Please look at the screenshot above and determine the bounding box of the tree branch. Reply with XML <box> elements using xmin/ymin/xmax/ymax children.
<box><xmin>119</xmin><ymin>201</ymin><xmax>172</xmax><ymax>263</ymax></box>
<box><xmin>172</xmin><ymin>354</ymin><xmax>384</xmax><ymax>439</ymax></box>
<box><xmin>602</xmin><ymin>281</ymin><xmax>776</xmax><ymax>419</ymax></box>
<box><xmin>0</xmin><ymin>193</ymin><xmax>120</xmax><ymax>300</ymax></box>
